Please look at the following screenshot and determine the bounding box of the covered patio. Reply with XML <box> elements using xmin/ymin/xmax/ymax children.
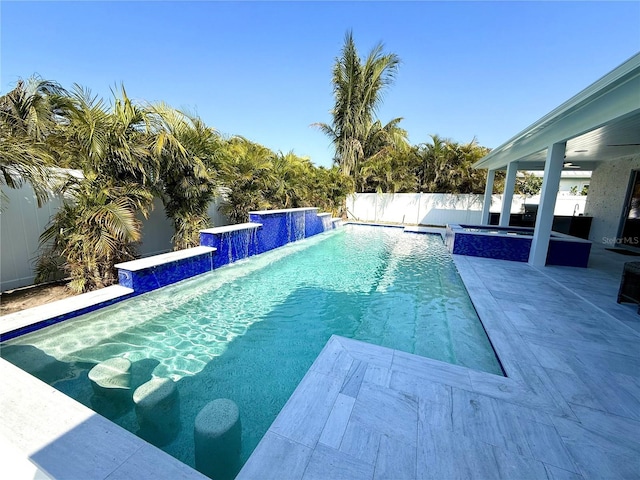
<box><xmin>475</xmin><ymin>53</ymin><xmax>640</xmax><ymax>267</ymax></box>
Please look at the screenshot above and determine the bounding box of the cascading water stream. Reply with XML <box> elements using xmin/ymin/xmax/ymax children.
<box><xmin>231</xmin><ymin>228</ymin><xmax>250</xmax><ymax>260</ymax></box>
<box><xmin>294</xmin><ymin>212</ymin><xmax>306</xmax><ymax>241</ymax></box>
<box><xmin>221</xmin><ymin>231</ymin><xmax>233</xmax><ymax>264</ymax></box>
<box><xmin>286</xmin><ymin>212</ymin><xmax>293</xmax><ymax>243</ymax></box>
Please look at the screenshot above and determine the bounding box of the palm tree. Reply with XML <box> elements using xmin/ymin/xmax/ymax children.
<box><xmin>357</xmin><ymin>118</ymin><xmax>410</xmax><ymax>192</ymax></box>
<box><xmin>360</xmin><ymin>149</ymin><xmax>417</xmax><ymax>194</ymax></box>
<box><xmin>37</xmin><ymin>175</ymin><xmax>153</xmax><ymax>291</ymax></box>
<box><xmin>55</xmin><ymin>84</ymin><xmax>157</xmax><ymax>182</ymax></box>
<box><xmin>148</xmin><ymin>104</ymin><xmax>221</xmax><ymax>250</ymax></box>
<box><xmin>307</xmin><ymin>166</ymin><xmax>353</xmax><ymax>215</ymax></box>
<box><xmin>413</xmin><ymin>134</ymin><xmax>455</xmax><ymax>193</ymax></box>
<box><xmin>0</xmin><ymin>76</ymin><xmax>66</xmax><ymax>140</ymax></box>
<box><xmin>0</xmin><ymin>76</ymin><xmax>66</xmax><ymax>206</ymax></box>
<box><xmin>217</xmin><ymin>137</ymin><xmax>275</xmax><ymax>223</ymax></box>
<box><xmin>265</xmin><ymin>151</ymin><xmax>315</xmax><ymax>208</ymax></box>
<box><xmin>414</xmin><ymin>135</ymin><xmax>498</xmax><ymax>194</ymax></box>
<box><xmin>36</xmin><ymin>85</ymin><xmax>156</xmax><ymax>292</ymax></box>
<box><xmin>314</xmin><ymin>31</ymin><xmax>401</xmax><ymax>184</ymax></box>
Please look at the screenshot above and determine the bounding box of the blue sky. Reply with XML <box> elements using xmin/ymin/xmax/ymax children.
<box><xmin>2</xmin><ymin>1</ymin><xmax>639</xmax><ymax>168</ymax></box>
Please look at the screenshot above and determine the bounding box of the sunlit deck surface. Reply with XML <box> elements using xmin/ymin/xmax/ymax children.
<box><xmin>1</xmin><ymin>241</ymin><xmax>639</xmax><ymax>479</ymax></box>
<box><xmin>239</xmin><ymin>242</ymin><xmax>640</xmax><ymax>479</ymax></box>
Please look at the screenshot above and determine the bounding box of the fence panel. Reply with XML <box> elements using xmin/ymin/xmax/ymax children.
<box><xmin>347</xmin><ymin>193</ymin><xmax>587</xmax><ymax>226</ymax></box>
<box><xmin>1</xmin><ymin>185</ymin><xmax>62</xmax><ymax>291</ymax></box>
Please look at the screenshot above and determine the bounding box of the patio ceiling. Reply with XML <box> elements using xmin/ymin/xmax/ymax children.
<box><xmin>474</xmin><ymin>52</ymin><xmax>640</xmax><ymax>172</ymax></box>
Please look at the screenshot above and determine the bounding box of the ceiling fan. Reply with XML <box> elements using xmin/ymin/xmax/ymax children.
<box><xmin>607</xmin><ymin>143</ymin><xmax>640</xmax><ymax>146</ymax></box>
<box><xmin>563</xmin><ymin>162</ymin><xmax>580</xmax><ymax>169</ymax></box>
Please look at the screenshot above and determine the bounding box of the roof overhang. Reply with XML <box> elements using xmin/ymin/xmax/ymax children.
<box><xmin>474</xmin><ymin>53</ymin><xmax>640</xmax><ymax>171</ymax></box>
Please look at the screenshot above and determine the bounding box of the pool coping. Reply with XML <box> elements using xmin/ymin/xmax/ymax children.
<box><xmin>199</xmin><ymin>222</ymin><xmax>262</xmax><ymax>235</ymax></box>
<box><xmin>0</xmin><ymin>285</ymin><xmax>134</xmax><ymax>338</ymax></box>
<box><xmin>248</xmin><ymin>207</ymin><xmax>318</xmax><ymax>215</ymax></box>
<box><xmin>114</xmin><ymin>246</ymin><xmax>217</xmax><ymax>271</ymax></box>
<box><xmin>449</xmin><ymin>223</ymin><xmax>592</xmax><ymax>243</ymax></box>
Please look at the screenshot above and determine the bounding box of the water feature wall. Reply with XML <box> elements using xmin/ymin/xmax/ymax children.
<box><xmin>200</xmin><ymin>223</ymin><xmax>261</xmax><ymax>269</ymax></box>
<box><xmin>1</xmin><ymin>208</ymin><xmax>340</xmax><ymax>341</ymax></box>
<box><xmin>115</xmin><ymin>247</ymin><xmax>217</xmax><ymax>295</ymax></box>
<box><xmin>318</xmin><ymin>213</ymin><xmax>332</xmax><ymax>233</ymax></box>
<box><xmin>250</xmin><ymin>208</ymin><xmax>321</xmax><ymax>254</ymax></box>
<box><xmin>201</xmin><ymin>208</ymin><xmax>339</xmax><ymax>267</ymax></box>
<box><xmin>119</xmin><ymin>208</ymin><xmax>339</xmax><ymax>295</ymax></box>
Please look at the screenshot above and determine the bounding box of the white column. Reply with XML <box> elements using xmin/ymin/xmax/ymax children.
<box><xmin>499</xmin><ymin>162</ymin><xmax>518</xmax><ymax>227</ymax></box>
<box><xmin>528</xmin><ymin>142</ymin><xmax>566</xmax><ymax>266</ymax></box>
<box><xmin>481</xmin><ymin>169</ymin><xmax>496</xmax><ymax>225</ymax></box>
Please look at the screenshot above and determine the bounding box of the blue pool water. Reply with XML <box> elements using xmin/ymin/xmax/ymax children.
<box><xmin>1</xmin><ymin>225</ymin><xmax>502</xmax><ymax>472</ymax></box>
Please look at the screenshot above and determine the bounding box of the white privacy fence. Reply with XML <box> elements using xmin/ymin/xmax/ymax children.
<box><xmin>1</xmin><ymin>185</ymin><xmax>230</xmax><ymax>292</ymax></box>
<box><xmin>346</xmin><ymin>193</ymin><xmax>587</xmax><ymax>225</ymax></box>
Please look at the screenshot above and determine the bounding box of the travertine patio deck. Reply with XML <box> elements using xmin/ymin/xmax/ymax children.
<box><xmin>238</xmin><ymin>242</ymin><xmax>640</xmax><ymax>479</ymax></box>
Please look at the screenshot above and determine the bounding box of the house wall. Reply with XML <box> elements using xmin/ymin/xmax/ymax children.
<box><xmin>585</xmin><ymin>154</ymin><xmax>640</xmax><ymax>245</ymax></box>
<box><xmin>559</xmin><ymin>177</ymin><xmax>590</xmax><ymax>193</ymax></box>
<box><xmin>0</xmin><ymin>186</ymin><xmax>230</xmax><ymax>292</ymax></box>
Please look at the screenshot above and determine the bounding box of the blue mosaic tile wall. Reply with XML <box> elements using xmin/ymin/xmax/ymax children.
<box><xmin>321</xmin><ymin>216</ymin><xmax>334</xmax><ymax>231</ymax></box>
<box><xmin>249</xmin><ymin>209</ymin><xmax>310</xmax><ymax>254</ymax></box>
<box><xmin>305</xmin><ymin>210</ymin><xmax>324</xmax><ymax>237</ymax></box>
<box><xmin>547</xmin><ymin>239</ymin><xmax>591</xmax><ymax>268</ymax></box>
<box><xmin>118</xmin><ymin>251</ymin><xmax>215</xmax><ymax>295</ymax></box>
<box><xmin>446</xmin><ymin>224</ymin><xmax>591</xmax><ymax>267</ymax></box>
<box><xmin>451</xmin><ymin>231</ymin><xmax>532</xmax><ymax>262</ymax></box>
<box><xmin>124</xmin><ymin>208</ymin><xmax>336</xmax><ymax>297</ymax></box>
<box><xmin>200</xmin><ymin>227</ymin><xmax>260</xmax><ymax>269</ymax></box>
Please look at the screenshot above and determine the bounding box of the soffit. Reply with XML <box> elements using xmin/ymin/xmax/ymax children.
<box><xmin>474</xmin><ymin>53</ymin><xmax>640</xmax><ymax>171</ymax></box>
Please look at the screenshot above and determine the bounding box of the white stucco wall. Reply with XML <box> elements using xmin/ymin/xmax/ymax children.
<box><xmin>559</xmin><ymin>177</ymin><xmax>590</xmax><ymax>193</ymax></box>
<box><xmin>348</xmin><ymin>193</ymin><xmax>485</xmax><ymax>225</ymax></box>
<box><xmin>585</xmin><ymin>154</ymin><xmax>640</xmax><ymax>245</ymax></box>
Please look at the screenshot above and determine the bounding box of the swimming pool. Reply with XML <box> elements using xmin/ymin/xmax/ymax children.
<box><xmin>1</xmin><ymin>225</ymin><xmax>502</xmax><ymax>474</ymax></box>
